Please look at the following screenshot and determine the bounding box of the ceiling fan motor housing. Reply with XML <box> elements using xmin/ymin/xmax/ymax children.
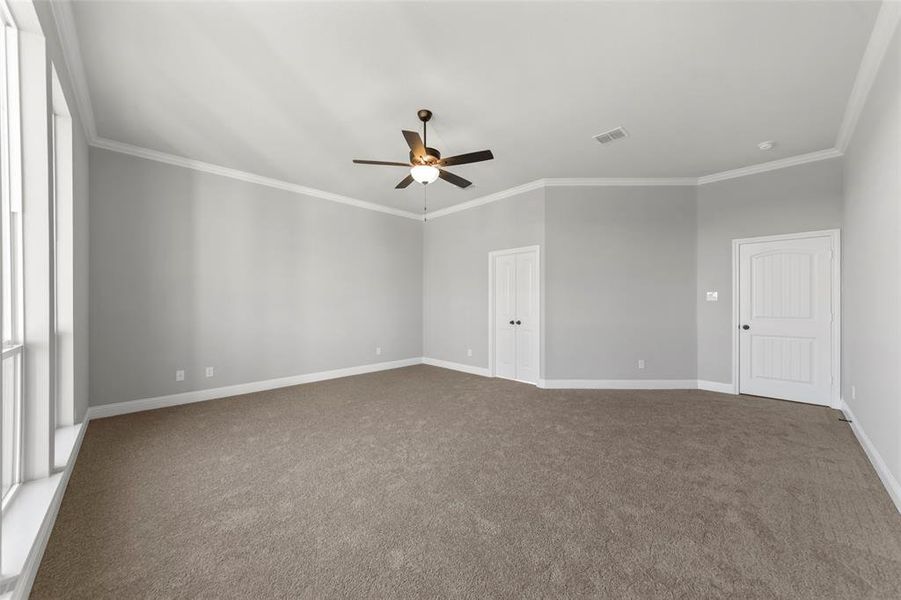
<box><xmin>411</xmin><ymin>148</ymin><xmax>441</xmax><ymax>164</ymax></box>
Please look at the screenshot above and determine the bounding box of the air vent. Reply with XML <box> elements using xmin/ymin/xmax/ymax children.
<box><xmin>593</xmin><ymin>126</ymin><xmax>629</xmax><ymax>144</ymax></box>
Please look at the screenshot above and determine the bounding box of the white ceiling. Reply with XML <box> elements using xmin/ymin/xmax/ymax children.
<box><xmin>71</xmin><ymin>1</ymin><xmax>879</xmax><ymax>212</ymax></box>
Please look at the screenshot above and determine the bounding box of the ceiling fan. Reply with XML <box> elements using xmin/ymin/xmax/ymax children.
<box><xmin>353</xmin><ymin>109</ymin><xmax>494</xmax><ymax>189</ymax></box>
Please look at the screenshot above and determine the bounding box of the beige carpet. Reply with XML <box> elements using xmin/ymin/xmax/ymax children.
<box><xmin>31</xmin><ymin>365</ymin><xmax>901</xmax><ymax>599</ymax></box>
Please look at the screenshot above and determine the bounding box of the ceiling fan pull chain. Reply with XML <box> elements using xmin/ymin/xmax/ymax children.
<box><xmin>423</xmin><ymin>185</ymin><xmax>428</xmax><ymax>222</ymax></box>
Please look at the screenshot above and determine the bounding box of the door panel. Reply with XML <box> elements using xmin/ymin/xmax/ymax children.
<box><xmin>751</xmin><ymin>252</ymin><xmax>814</xmax><ymax>319</ymax></box>
<box><xmin>750</xmin><ymin>336</ymin><xmax>814</xmax><ymax>383</ymax></box>
<box><xmin>514</xmin><ymin>252</ymin><xmax>539</xmax><ymax>384</ymax></box>
<box><xmin>739</xmin><ymin>236</ymin><xmax>833</xmax><ymax>405</ymax></box>
<box><xmin>494</xmin><ymin>255</ymin><xmax>517</xmax><ymax>380</ymax></box>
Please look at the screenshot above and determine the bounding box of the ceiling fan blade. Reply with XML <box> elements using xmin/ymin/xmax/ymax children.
<box><xmin>395</xmin><ymin>174</ymin><xmax>415</xmax><ymax>189</ymax></box>
<box><xmin>438</xmin><ymin>169</ymin><xmax>472</xmax><ymax>189</ymax></box>
<box><xmin>439</xmin><ymin>149</ymin><xmax>494</xmax><ymax>167</ymax></box>
<box><xmin>353</xmin><ymin>159</ymin><xmax>410</xmax><ymax>167</ymax></box>
<box><xmin>402</xmin><ymin>130</ymin><xmax>426</xmax><ymax>158</ymax></box>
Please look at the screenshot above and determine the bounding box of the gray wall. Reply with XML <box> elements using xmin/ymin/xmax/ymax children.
<box><xmin>695</xmin><ymin>159</ymin><xmax>844</xmax><ymax>384</ymax></box>
<box><xmin>89</xmin><ymin>149</ymin><xmax>422</xmax><ymax>406</ymax></box>
<box><xmin>423</xmin><ymin>188</ymin><xmax>546</xmax><ymax>373</ymax></box>
<box><xmin>842</xmin><ymin>27</ymin><xmax>900</xmax><ymax>486</ymax></box>
<box><xmin>545</xmin><ymin>186</ymin><xmax>697</xmax><ymax>380</ymax></box>
<box><xmin>425</xmin><ymin>174</ymin><xmax>840</xmax><ymax>384</ymax></box>
<box><xmin>33</xmin><ymin>1</ymin><xmax>91</xmax><ymax>422</ymax></box>
<box><xmin>423</xmin><ymin>184</ymin><xmax>696</xmax><ymax>382</ymax></box>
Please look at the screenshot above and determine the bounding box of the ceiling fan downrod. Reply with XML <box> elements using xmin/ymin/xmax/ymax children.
<box><xmin>418</xmin><ymin>109</ymin><xmax>432</xmax><ymax>152</ymax></box>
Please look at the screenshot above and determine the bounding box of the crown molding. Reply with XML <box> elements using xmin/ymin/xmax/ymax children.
<box><xmin>424</xmin><ymin>179</ymin><xmax>546</xmax><ymax>219</ymax></box>
<box><xmin>424</xmin><ymin>176</ymin><xmax>696</xmax><ymax>220</ymax></box>
<box><xmin>49</xmin><ymin>0</ymin><xmax>96</xmax><ymax>140</ymax></box>
<box><xmin>546</xmin><ymin>177</ymin><xmax>697</xmax><ymax>187</ymax></box>
<box><xmin>50</xmin><ymin>0</ymin><xmax>423</xmax><ymax>222</ymax></box>
<box><xmin>424</xmin><ymin>147</ymin><xmax>843</xmax><ymax>219</ymax></box>
<box><xmin>91</xmin><ymin>137</ymin><xmax>422</xmax><ymax>221</ymax></box>
<box><xmin>91</xmin><ymin>136</ymin><xmax>846</xmax><ymax>223</ymax></box>
<box><xmin>695</xmin><ymin>148</ymin><xmax>843</xmax><ymax>185</ymax></box>
<box><xmin>835</xmin><ymin>1</ymin><xmax>901</xmax><ymax>153</ymax></box>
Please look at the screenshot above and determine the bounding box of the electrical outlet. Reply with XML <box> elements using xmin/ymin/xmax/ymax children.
<box><xmin>706</xmin><ymin>291</ymin><xmax>718</xmax><ymax>302</ymax></box>
<box><xmin>376</xmin><ymin>346</ymin><xmax>382</xmax><ymax>356</ymax></box>
<box><xmin>851</xmin><ymin>385</ymin><xmax>856</xmax><ymax>400</ymax></box>
<box><xmin>205</xmin><ymin>367</ymin><xmax>214</xmax><ymax>378</ymax></box>
<box><xmin>638</xmin><ymin>360</ymin><xmax>645</xmax><ymax>369</ymax></box>
<box><xmin>467</xmin><ymin>348</ymin><xmax>473</xmax><ymax>357</ymax></box>
<box><xmin>175</xmin><ymin>369</ymin><xmax>185</xmax><ymax>382</ymax></box>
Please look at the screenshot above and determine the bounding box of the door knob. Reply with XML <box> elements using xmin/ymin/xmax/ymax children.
<box><xmin>742</xmin><ymin>324</ymin><xmax>750</xmax><ymax>330</ymax></box>
<box><xmin>515</xmin><ymin>320</ymin><xmax>522</xmax><ymax>325</ymax></box>
<box><xmin>509</xmin><ymin>320</ymin><xmax>515</xmax><ymax>325</ymax></box>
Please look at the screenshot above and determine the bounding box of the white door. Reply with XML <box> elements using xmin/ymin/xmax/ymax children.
<box><xmin>738</xmin><ymin>235</ymin><xmax>835</xmax><ymax>405</ymax></box>
<box><xmin>514</xmin><ymin>252</ymin><xmax>539</xmax><ymax>384</ymax></box>
<box><xmin>492</xmin><ymin>248</ymin><xmax>539</xmax><ymax>384</ymax></box>
<box><xmin>494</xmin><ymin>254</ymin><xmax>517</xmax><ymax>380</ymax></box>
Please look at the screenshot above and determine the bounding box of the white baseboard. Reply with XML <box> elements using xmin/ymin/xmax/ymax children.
<box><xmin>840</xmin><ymin>400</ymin><xmax>901</xmax><ymax>514</ymax></box>
<box><xmin>414</xmin><ymin>364</ymin><xmax>727</xmax><ymax>395</ymax></box>
<box><xmin>540</xmin><ymin>379</ymin><xmax>737</xmax><ymax>393</ymax></box>
<box><xmin>538</xmin><ymin>379</ymin><xmax>697</xmax><ymax>390</ymax></box>
<box><xmin>10</xmin><ymin>422</ymin><xmax>88</xmax><ymax>600</ymax></box>
<box><xmin>87</xmin><ymin>357</ymin><xmax>423</xmax><ymax>419</ymax></box>
<box><xmin>697</xmin><ymin>379</ymin><xmax>737</xmax><ymax>394</ymax></box>
<box><xmin>422</xmin><ymin>357</ymin><xmax>491</xmax><ymax>377</ymax></box>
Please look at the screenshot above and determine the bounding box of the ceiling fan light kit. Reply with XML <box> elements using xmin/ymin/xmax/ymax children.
<box><xmin>353</xmin><ymin>109</ymin><xmax>494</xmax><ymax>189</ymax></box>
<box><xmin>410</xmin><ymin>164</ymin><xmax>440</xmax><ymax>184</ymax></box>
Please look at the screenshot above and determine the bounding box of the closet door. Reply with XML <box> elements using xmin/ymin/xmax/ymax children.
<box><xmin>514</xmin><ymin>252</ymin><xmax>539</xmax><ymax>384</ymax></box>
<box><xmin>493</xmin><ymin>254</ymin><xmax>517</xmax><ymax>380</ymax></box>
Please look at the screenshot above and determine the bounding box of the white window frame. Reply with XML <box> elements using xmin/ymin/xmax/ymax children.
<box><xmin>0</xmin><ymin>0</ymin><xmax>24</xmax><ymax>510</ymax></box>
<box><xmin>51</xmin><ymin>66</ymin><xmax>74</xmax><ymax>430</ymax></box>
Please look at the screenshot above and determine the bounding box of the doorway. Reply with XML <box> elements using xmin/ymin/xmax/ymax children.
<box><xmin>732</xmin><ymin>230</ymin><xmax>840</xmax><ymax>407</ymax></box>
<box><xmin>489</xmin><ymin>246</ymin><xmax>540</xmax><ymax>385</ymax></box>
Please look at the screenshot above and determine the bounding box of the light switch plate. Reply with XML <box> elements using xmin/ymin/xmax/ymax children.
<box><xmin>706</xmin><ymin>291</ymin><xmax>718</xmax><ymax>302</ymax></box>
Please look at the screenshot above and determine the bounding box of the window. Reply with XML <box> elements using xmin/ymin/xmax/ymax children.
<box><xmin>51</xmin><ymin>67</ymin><xmax>74</xmax><ymax>429</ymax></box>
<box><xmin>0</xmin><ymin>2</ymin><xmax>22</xmax><ymax>505</ymax></box>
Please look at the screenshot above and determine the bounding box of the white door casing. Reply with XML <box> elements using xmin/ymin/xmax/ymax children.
<box><xmin>734</xmin><ymin>230</ymin><xmax>840</xmax><ymax>406</ymax></box>
<box><xmin>489</xmin><ymin>246</ymin><xmax>540</xmax><ymax>385</ymax></box>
